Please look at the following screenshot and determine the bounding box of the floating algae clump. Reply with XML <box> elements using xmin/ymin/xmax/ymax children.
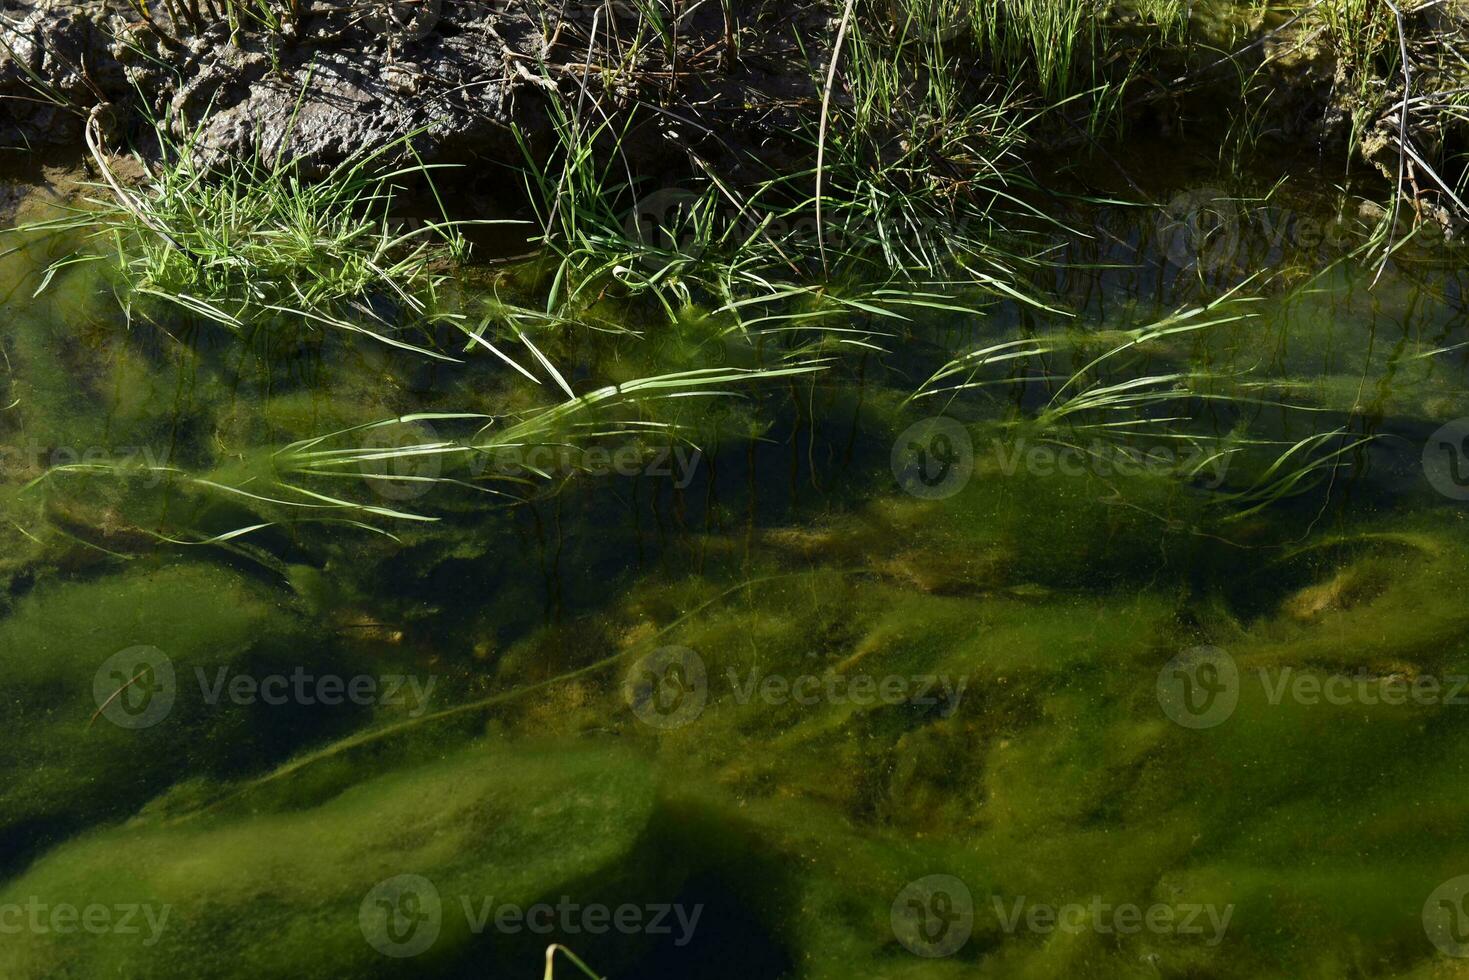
<box><xmin>0</xmin><ymin>740</ymin><xmax>660</xmax><ymax>979</ymax></box>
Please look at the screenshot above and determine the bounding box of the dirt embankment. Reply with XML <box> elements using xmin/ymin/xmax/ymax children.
<box><xmin>0</xmin><ymin>0</ymin><xmax>1464</xmax><ymax>228</ymax></box>
<box><xmin>0</xmin><ymin>0</ymin><xmax>835</xmax><ymax>176</ymax></box>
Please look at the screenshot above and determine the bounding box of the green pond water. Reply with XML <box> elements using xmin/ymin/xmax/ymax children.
<box><xmin>1</xmin><ymin>169</ymin><xmax>1469</xmax><ymax>979</ymax></box>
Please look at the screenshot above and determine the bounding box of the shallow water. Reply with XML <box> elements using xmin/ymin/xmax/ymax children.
<box><xmin>2</xmin><ymin>168</ymin><xmax>1469</xmax><ymax>979</ymax></box>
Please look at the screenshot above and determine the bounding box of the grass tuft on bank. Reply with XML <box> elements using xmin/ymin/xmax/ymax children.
<box><xmin>14</xmin><ymin>108</ymin><xmax>476</xmax><ymax>359</ymax></box>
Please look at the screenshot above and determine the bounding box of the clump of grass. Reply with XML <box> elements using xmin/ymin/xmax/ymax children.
<box><xmin>1320</xmin><ymin>0</ymin><xmax>1400</xmax><ymax>146</ymax></box>
<box><xmin>18</xmin><ymin>107</ymin><xmax>474</xmax><ymax>359</ymax></box>
<box><xmin>508</xmin><ymin>52</ymin><xmax>1055</xmax><ymax>342</ymax></box>
<box><xmin>1130</xmin><ymin>0</ymin><xmax>1188</xmax><ymax>38</ymax></box>
<box><xmin>802</xmin><ymin>7</ymin><xmax>1049</xmax><ymax>283</ymax></box>
<box><xmin>954</xmin><ymin>0</ymin><xmax>1190</xmax><ymax>106</ymax></box>
<box><xmin>968</xmin><ymin>0</ymin><xmax>1096</xmax><ymax>100</ymax></box>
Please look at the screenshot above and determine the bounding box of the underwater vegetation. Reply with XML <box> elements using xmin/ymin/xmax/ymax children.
<box><xmin>4</xmin><ymin>157</ymin><xmax>1468</xmax><ymax>975</ymax></box>
<box><xmin>0</xmin><ymin>1</ymin><xmax>1467</xmax><ymax>978</ymax></box>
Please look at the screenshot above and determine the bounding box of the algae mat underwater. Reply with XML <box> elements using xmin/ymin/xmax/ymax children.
<box><xmin>2</xmin><ymin>154</ymin><xmax>1469</xmax><ymax>980</ymax></box>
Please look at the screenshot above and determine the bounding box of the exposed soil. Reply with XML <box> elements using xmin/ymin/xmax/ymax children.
<box><xmin>0</xmin><ymin>0</ymin><xmax>1465</xmax><ymax>226</ymax></box>
<box><xmin>0</xmin><ymin>0</ymin><xmax>839</xmax><ymax>176</ymax></box>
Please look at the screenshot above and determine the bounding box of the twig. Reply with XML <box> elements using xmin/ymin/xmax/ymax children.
<box><xmin>815</xmin><ymin>0</ymin><xmax>855</xmax><ymax>277</ymax></box>
<box><xmin>88</xmin><ymin>667</ymin><xmax>152</xmax><ymax>729</ymax></box>
<box><xmin>1373</xmin><ymin>0</ymin><xmax>1412</xmax><ymax>285</ymax></box>
<box><xmin>1396</xmin><ymin>132</ymin><xmax>1469</xmax><ymax>217</ymax></box>
<box><xmin>544</xmin><ymin>944</ymin><xmax>605</xmax><ymax>980</ymax></box>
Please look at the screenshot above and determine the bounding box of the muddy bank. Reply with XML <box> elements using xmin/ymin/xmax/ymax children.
<box><xmin>0</xmin><ymin>0</ymin><xmax>1465</xmax><ymax>225</ymax></box>
<box><xmin>0</xmin><ymin>0</ymin><xmax>833</xmax><ymax>176</ymax></box>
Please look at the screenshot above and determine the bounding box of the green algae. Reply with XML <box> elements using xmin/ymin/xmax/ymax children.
<box><xmin>473</xmin><ymin>507</ymin><xmax>1469</xmax><ymax>977</ymax></box>
<box><xmin>0</xmin><ymin>562</ymin><xmax>352</xmax><ymax>866</ymax></box>
<box><xmin>1</xmin><ymin>162</ymin><xmax>1469</xmax><ymax>980</ymax></box>
<box><xmin>0</xmin><ymin>740</ymin><xmax>662</xmax><ymax>979</ymax></box>
<box><xmin>623</xmin><ymin>562</ymin><xmax>1467</xmax><ymax>977</ymax></box>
